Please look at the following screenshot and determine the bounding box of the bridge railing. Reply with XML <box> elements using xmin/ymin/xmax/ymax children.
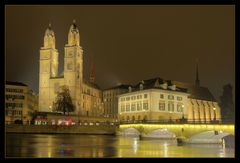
<box><xmin>119</xmin><ymin>118</ymin><xmax>234</xmax><ymax>125</ymax></box>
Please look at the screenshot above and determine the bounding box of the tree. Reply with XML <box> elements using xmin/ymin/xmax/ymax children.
<box><xmin>219</xmin><ymin>84</ymin><xmax>235</xmax><ymax>123</ymax></box>
<box><xmin>53</xmin><ymin>86</ymin><xmax>75</xmax><ymax>115</ymax></box>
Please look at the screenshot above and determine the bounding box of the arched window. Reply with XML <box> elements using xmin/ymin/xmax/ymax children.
<box><xmin>132</xmin><ymin>116</ymin><xmax>135</xmax><ymax>121</ymax></box>
<box><xmin>138</xmin><ymin>115</ymin><xmax>141</xmax><ymax>120</ymax></box>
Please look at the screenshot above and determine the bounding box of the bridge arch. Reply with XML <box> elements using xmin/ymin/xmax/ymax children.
<box><xmin>121</xmin><ymin>127</ymin><xmax>140</xmax><ymax>136</ymax></box>
<box><xmin>188</xmin><ymin>130</ymin><xmax>233</xmax><ymax>144</ymax></box>
<box><xmin>142</xmin><ymin>128</ymin><xmax>176</xmax><ymax>139</ymax></box>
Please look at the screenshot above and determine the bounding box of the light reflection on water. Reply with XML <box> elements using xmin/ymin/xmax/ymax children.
<box><xmin>6</xmin><ymin>134</ymin><xmax>234</xmax><ymax>158</ymax></box>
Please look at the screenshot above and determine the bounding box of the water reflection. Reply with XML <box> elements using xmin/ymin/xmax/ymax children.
<box><xmin>6</xmin><ymin>134</ymin><xmax>234</xmax><ymax>158</ymax></box>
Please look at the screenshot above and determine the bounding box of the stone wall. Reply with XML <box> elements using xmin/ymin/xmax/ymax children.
<box><xmin>6</xmin><ymin>124</ymin><xmax>116</xmax><ymax>135</ymax></box>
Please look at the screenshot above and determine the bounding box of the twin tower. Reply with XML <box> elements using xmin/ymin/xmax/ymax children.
<box><xmin>39</xmin><ymin>20</ymin><xmax>84</xmax><ymax>112</ymax></box>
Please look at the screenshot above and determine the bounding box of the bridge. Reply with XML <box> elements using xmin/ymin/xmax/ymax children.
<box><xmin>118</xmin><ymin>122</ymin><xmax>234</xmax><ymax>145</ymax></box>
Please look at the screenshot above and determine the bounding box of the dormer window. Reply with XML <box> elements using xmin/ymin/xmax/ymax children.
<box><xmin>140</xmin><ymin>84</ymin><xmax>143</xmax><ymax>90</ymax></box>
<box><xmin>128</xmin><ymin>86</ymin><xmax>132</xmax><ymax>92</ymax></box>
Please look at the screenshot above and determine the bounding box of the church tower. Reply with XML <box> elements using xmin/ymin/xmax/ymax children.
<box><xmin>195</xmin><ymin>59</ymin><xmax>200</xmax><ymax>87</ymax></box>
<box><xmin>64</xmin><ymin>20</ymin><xmax>83</xmax><ymax>113</ymax></box>
<box><xmin>39</xmin><ymin>23</ymin><xmax>59</xmax><ymax>112</ymax></box>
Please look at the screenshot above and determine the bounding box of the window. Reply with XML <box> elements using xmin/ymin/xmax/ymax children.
<box><xmin>131</xmin><ymin>96</ymin><xmax>136</xmax><ymax>100</ymax></box>
<box><xmin>137</xmin><ymin>95</ymin><xmax>142</xmax><ymax>99</ymax></box>
<box><xmin>168</xmin><ymin>95</ymin><xmax>174</xmax><ymax>100</ymax></box>
<box><xmin>5</xmin><ymin>88</ymin><xmax>23</xmax><ymax>93</ymax></box>
<box><xmin>131</xmin><ymin>103</ymin><xmax>136</xmax><ymax>111</ymax></box>
<box><xmin>5</xmin><ymin>94</ymin><xmax>25</xmax><ymax>100</ymax></box>
<box><xmin>121</xmin><ymin>98</ymin><xmax>125</xmax><ymax>102</ymax></box>
<box><xmin>144</xmin><ymin>94</ymin><xmax>148</xmax><ymax>98</ymax></box>
<box><xmin>168</xmin><ymin>103</ymin><xmax>174</xmax><ymax>112</ymax></box>
<box><xmin>143</xmin><ymin>102</ymin><xmax>148</xmax><ymax>110</ymax></box>
<box><xmin>137</xmin><ymin>102</ymin><xmax>142</xmax><ymax>111</ymax></box>
<box><xmin>177</xmin><ymin>104</ymin><xmax>184</xmax><ymax>112</ymax></box>
<box><xmin>177</xmin><ymin>96</ymin><xmax>182</xmax><ymax>101</ymax></box>
<box><xmin>126</xmin><ymin>97</ymin><xmax>130</xmax><ymax>101</ymax></box>
<box><xmin>121</xmin><ymin>104</ymin><xmax>125</xmax><ymax>112</ymax></box>
<box><xmin>160</xmin><ymin>94</ymin><xmax>164</xmax><ymax>99</ymax></box>
<box><xmin>159</xmin><ymin>102</ymin><xmax>165</xmax><ymax>111</ymax></box>
<box><xmin>126</xmin><ymin>104</ymin><xmax>130</xmax><ymax>111</ymax></box>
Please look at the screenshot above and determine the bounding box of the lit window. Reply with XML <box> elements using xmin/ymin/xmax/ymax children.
<box><xmin>137</xmin><ymin>102</ymin><xmax>142</xmax><ymax>111</ymax></box>
<box><xmin>160</xmin><ymin>94</ymin><xmax>164</xmax><ymax>99</ymax></box>
<box><xmin>131</xmin><ymin>103</ymin><xmax>136</xmax><ymax>111</ymax></box>
<box><xmin>168</xmin><ymin>95</ymin><xmax>174</xmax><ymax>100</ymax></box>
<box><xmin>168</xmin><ymin>103</ymin><xmax>174</xmax><ymax>112</ymax></box>
<box><xmin>143</xmin><ymin>102</ymin><xmax>148</xmax><ymax>110</ymax></box>
<box><xmin>159</xmin><ymin>102</ymin><xmax>165</xmax><ymax>111</ymax></box>
<box><xmin>121</xmin><ymin>105</ymin><xmax>125</xmax><ymax>112</ymax></box>
<box><xmin>177</xmin><ymin>97</ymin><xmax>182</xmax><ymax>101</ymax></box>
<box><xmin>177</xmin><ymin>104</ymin><xmax>184</xmax><ymax>112</ymax></box>
<box><xmin>126</xmin><ymin>104</ymin><xmax>130</xmax><ymax>111</ymax></box>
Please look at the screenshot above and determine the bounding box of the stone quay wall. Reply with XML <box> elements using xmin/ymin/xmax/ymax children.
<box><xmin>6</xmin><ymin>124</ymin><xmax>117</xmax><ymax>135</ymax></box>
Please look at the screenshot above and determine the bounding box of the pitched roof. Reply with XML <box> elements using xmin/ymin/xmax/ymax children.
<box><xmin>6</xmin><ymin>81</ymin><xmax>28</xmax><ymax>87</ymax></box>
<box><xmin>83</xmin><ymin>80</ymin><xmax>101</xmax><ymax>90</ymax></box>
<box><xmin>104</xmin><ymin>84</ymin><xmax>132</xmax><ymax>90</ymax></box>
<box><xmin>131</xmin><ymin>77</ymin><xmax>188</xmax><ymax>93</ymax></box>
<box><xmin>172</xmin><ymin>81</ymin><xmax>216</xmax><ymax>102</ymax></box>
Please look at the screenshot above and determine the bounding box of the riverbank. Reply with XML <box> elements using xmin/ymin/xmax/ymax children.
<box><xmin>6</xmin><ymin>124</ymin><xmax>116</xmax><ymax>135</ymax></box>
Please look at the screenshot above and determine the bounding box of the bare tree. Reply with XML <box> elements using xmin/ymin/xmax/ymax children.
<box><xmin>53</xmin><ymin>86</ymin><xmax>75</xmax><ymax>115</ymax></box>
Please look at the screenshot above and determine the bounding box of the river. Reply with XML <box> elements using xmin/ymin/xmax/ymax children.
<box><xmin>6</xmin><ymin>133</ymin><xmax>234</xmax><ymax>158</ymax></box>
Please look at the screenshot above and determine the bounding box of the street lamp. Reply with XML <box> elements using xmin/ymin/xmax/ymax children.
<box><xmin>213</xmin><ymin>107</ymin><xmax>216</xmax><ymax>122</ymax></box>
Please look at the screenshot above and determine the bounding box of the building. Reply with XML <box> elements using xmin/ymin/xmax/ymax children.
<box><xmin>118</xmin><ymin>78</ymin><xmax>190</xmax><ymax>122</ymax></box>
<box><xmin>103</xmin><ymin>84</ymin><xmax>131</xmax><ymax>119</ymax></box>
<box><xmin>118</xmin><ymin>64</ymin><xmax>221</xmax><ymax>123</ymax></box>
<box><xmin>5</xmin><ymin>81</ymin><xmax>38</xmax><ymax>124</ymax></box>
<box><xmin>38</xmin><ymin>20</ymin><xmax>103</xmax><ymax>117</ymax></box>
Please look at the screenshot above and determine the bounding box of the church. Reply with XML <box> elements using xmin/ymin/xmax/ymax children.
<box><xmin>38</xmin><ymin>20</ymin><xmax>103</xmax><ymax>117</ymax></box>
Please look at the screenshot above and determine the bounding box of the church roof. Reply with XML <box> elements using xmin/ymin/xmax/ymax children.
<box><xmin>83</xmin><ymin>80</ymin><xmax>101</xmax><ymax>90</ymax></box>
<box><xmin>104</xmin><ymin>84</ymin><xmax>132</xmax><ymax>91</ymax></box>
<box><xmin>69</xmin><ymin>20</ymin><xmax>79</xmax><ymax>33</ymax></box>
<box><xmin>45</xmin><ymin>23</ymin><xmax>55</xmax><ymax>37</ymax></box>
<box><xmin>172</xmin><ymin>81</ymin><xmax>216</xmax><ymax>102</ymax></box>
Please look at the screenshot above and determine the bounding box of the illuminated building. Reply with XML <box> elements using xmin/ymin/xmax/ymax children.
<box><xmin>118</xmin><ymin>65</ymin><xmax>222</xmax><ymax>123</ymax></box>
<box><xmin>118</xmin><ymin>78</ymin><xmax>190</xmax><ymax>122</ymax></box>
<box><xmin>5</xmin><ymin>81</ymin><xmax>38</xmax><ymax>124</ymax></box>
<box><xmin>38</xmin><ymin>20</ymin><xmax>103</xmax><ymax>117</ymax></box>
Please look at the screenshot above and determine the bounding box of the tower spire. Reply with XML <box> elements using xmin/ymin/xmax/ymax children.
<box><xmin>90</xmin><ymin>55</ymin><xmax>95</xmax><ymax>83</ymax></box>
<box><xmin>195</xmin><ymin>59</ymin><xmax>200</xmax><ymax>87</ymax></box>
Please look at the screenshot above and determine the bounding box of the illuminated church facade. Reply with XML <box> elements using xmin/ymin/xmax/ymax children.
<box><xmin>38</xmin><ymin>20</ymin><xmax>103</xmax><ymax>116</ymax></box>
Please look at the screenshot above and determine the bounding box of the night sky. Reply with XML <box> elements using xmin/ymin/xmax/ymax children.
<box><xmin>6</xmin><ymin>5</ymin><xmax>235</xmax><ymax>102</ymax></box>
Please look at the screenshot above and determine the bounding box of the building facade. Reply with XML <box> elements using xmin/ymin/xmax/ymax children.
<box><xmin>118</xmin><ymin>79</ymin><xmax>190</xmax><ymax>122</ymax></box>
<box><xmin>38</xmin><ymin>21</ymin><xmax>103</xmax><ymax>116</ymax></box>
<box><xmin>118</xmin><ymin>77</ymin><xmax>221</xmax><ymax>123</ymax></box>
<box><xmin>103</xmin><ymin>85</ymin><xmax>130</xmax><ymax>118</ymax></box>
<box><xmin>5</xmin><ymin>81</ymin><xmax>38</xmax><ymax>124</ymax></box>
